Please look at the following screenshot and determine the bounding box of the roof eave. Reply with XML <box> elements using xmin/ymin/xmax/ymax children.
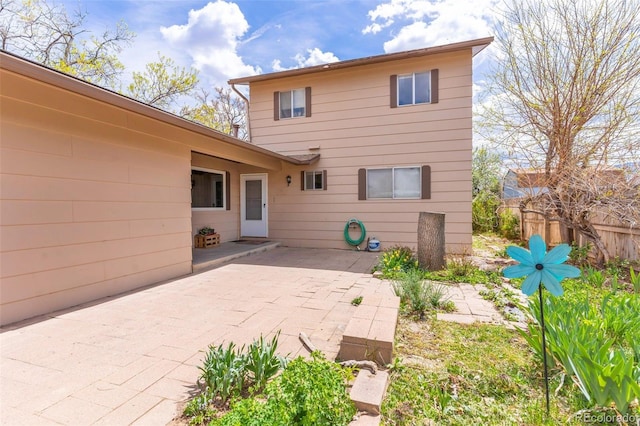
<box><xmin>0</xmin><ymin>50</ymin><xmax>308</xmax><ymax>167</ymax></box>
<box><xmin>228</xmin><ymin>36</ymin><xmax>494</xmax><ymax>85</ymax></box>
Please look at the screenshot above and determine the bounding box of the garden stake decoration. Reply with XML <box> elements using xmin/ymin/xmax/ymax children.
<box><xmin>503</xmin><ymin>234</ymin><xmax>580</xmax><ymax>414</ymax></box>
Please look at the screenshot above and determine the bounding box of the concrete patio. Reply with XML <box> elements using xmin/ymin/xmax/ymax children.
<box><xmin>0</xmin><ymin>246</ymin><xmax>394</xmax><ymax>425</ymax></box>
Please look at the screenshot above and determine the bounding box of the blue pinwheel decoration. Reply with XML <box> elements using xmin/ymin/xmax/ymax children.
<box><xmin>503</xmin><ymin>234</ymin><xmax>580</xmax><ymax>297</ymax></box>
<box><xmin>503</xmin><ymin>234</ymin><xmax>581</xmax><ymax>414</ymax></box>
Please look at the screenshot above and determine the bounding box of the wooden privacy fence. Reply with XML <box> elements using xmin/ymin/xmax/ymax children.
<box><xmin>500</xmin><ymin>200</ymin><xmax>640</xmax><ymax>262</ymax></box>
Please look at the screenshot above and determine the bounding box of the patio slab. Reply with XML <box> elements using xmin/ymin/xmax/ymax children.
<box><xmin>1</xmin><ymin>247</ymin><xmax>392</xmax><ymax>425</ymax></box>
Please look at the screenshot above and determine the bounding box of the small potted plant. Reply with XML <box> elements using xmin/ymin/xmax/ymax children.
<box><xmin>198</xmin><ymin>226</ymin><xmax>215</xmax><ymax>236</ymax></box>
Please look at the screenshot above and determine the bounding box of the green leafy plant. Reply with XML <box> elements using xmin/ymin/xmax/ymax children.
<box><xmin>350</xmin><ymin>296</ymin><xmax>363</xmax><ymax>306</ymax></box>
<box><xmin>199</xmin><ymin>341</ymin><xmax>247</xmax><ymax>404</ymax></box>
<box><xmin>630</xmin><ymin>267</ymin><xmax>640</xmax><ymax>294</ymax></box>
<box><xmin>519</xmin><ymin>292</ymin><xmax>640</xmax><ymax>414</ymax></box>
<box><xmin>583</xmin><ymin>266</ymin><xmax>607</xmax><ymax>289</ymax></box>
<box><xmin>568</xmin><ymin>242</ymin><xmax>592</xmax><ymax>267</ymax></box>
<box><xmin>198</xmin><ymin>226</ymin><xmax>215</xmax><ymax>235</ymax></box>
<box><xmin>498</xmin><ymin>209</ymin><xmax>520</xmax><ymax>240</ymax></box>
<box><xmin>393</xmin><ymin>269</ymin><xmax>452</xmax><ymax>319</ymax></box>
<box><xmin>245</xmin><ymin>331</ymin><xmax>288</xmax><ymax>391</ymax></box>
<box><xmin>213</xmin><ymin>352</ymin><xmax>355</xmax><ymax>426</ymax></box>
<box><xmin>376</xmin><ymin>246</ymin><xmax>418</xmax><ymax>277</ymax></box>
<box><xmin>183</xmin><ymin>392</ymin><xmax>216</xmax><ymax>425</ymax></box>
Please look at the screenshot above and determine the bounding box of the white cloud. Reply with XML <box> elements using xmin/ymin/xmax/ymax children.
<box><xmin>271</xmin><ymin>48</ymin><xmax>340</xmax><ymax>72</ymax></box>
<box><xmin>160</xmin><ymin>1</ymin><xmax>260</xmax><ymax>86</ymax></box>
<box><xmin>363</xmin><ymin>0</ymin><xmax>498</xmax><ymax>52</ymax></box>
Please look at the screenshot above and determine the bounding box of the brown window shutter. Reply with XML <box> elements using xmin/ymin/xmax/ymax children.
<box><xmin>390</xmin><ymin>75</ymin><xmax>397</xmax><ymax>108</ymax></box>
<box><xmin>305</xmin><ymin>87</ymin><xmax>312</xmax><ymax>117</ymax></box>
<box><xmin>430</xmin><ymin>69</ymin><xmax>439</xmax><ymax>104</ymax></box>
<box><xmin>358</xmin><ymin>168</ymin><xmax>367</xmax><ymax>200</ymax></box>
<box><xmin>421</xmin><ymin>165</ymin><xmax>431</xmax><ymax>199</ymax></box>
<box><xmin>301</xmin><ymin>171</ymin><xmax>305</xmax><ymax>190</ymax></box>
<box><xmin>225</xmin><ymin>171</ymin><xmax>231</xmax><ymax>210</ymax></box>
<box><xmin>273</xmin><ymin>91</ymin><xmax>280</xmax><ymax>120</ymax></box>
<box><xmin>322</xmin><ymin>170</ymin><xmax>327</xmax><ymax>190</ymax></box>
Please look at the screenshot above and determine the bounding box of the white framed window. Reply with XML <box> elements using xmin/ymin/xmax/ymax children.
<box><xmin>303</xmin><ymin>170</ymin><xmax>326</xmax><ymax>190</ymax></box>
<box><xmin>398</xmin><ymin>72</ymin><xmax>430</xmax><ymax>106</ymax></box>
<box><xmin>191</xmin><ymin>167</ymin><xmax>226</xmax><ymax>209</ymax></box>
<box><xmin>362</xmin><ymin>166</ymin><xmax>429</xmax><ymax>200</ymax></box>
<box><xmin>280</xmin><ymin>88</ymin><xmax>306</xmax><ymax>118</ymax></box>
<box><xmin>390</xmin><ymin>70</ymin><xmax>438</xmax><ymax>108</ymax></box>
<box><xmin>274</xmin><ymin>87</ymin><xmax>311</xmax><ymax>120</ymax></box>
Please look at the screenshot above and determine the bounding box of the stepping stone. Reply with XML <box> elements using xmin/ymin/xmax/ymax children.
<box><xmin>350</xmin><ymin>370</ymin><xmax>389</xmax><ymax>415</ymax></box>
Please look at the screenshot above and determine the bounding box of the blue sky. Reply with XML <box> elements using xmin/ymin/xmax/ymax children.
<box><xmin>56</xmin><ymin>0</ymin><xmax>498</xmax><ymax>90</ymax></box>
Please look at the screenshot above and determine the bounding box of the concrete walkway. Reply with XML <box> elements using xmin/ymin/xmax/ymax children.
<box><xmin>1</xmin><ymin>247</ymin><xmax>392</xmax><ymax>425</ymax></box>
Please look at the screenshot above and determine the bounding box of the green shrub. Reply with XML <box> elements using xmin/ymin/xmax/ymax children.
<box><xmin>213</xmin><ymin>352</ymin><xmax>356</xmax><ymax>426</ymax></box>
<box><xmin>520</xmin><ymin>292</ymin><xmax>640</xmax><ymax>414</ymax></box>
<box><xmin>498</xmin><ymin>209</ymin><xmax>519</xmax><ymax>240</ymax></box>
<box><xmin>472</xmin><ymin>192</ymin><xmax>500</xmax><ymax>233</ymax></box>
<box><xmin>393</xmin><ymin>269</ymin><xmax>451</xmax><ymax>318</ymax></box>
<box><xmin>376</xmin><ymin>246</ymin><xmax>418</xmax><ymax>277</ymax></box>
<box><xmin>245</xmin><ymin>331</ymin><xmax>288</xmax><ymax>391</ymax></box>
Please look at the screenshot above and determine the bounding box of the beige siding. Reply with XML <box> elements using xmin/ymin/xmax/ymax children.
<box><xmin>254</xmin><ymin>50</ymin><xmax>473</xmax><ymax>252</ymax></box>
<box><xmin>0</xmin><ymin>62</ymin><xmax>281</xmax><ymax>325</ymax></box>
<box><xmin>190</xmin><ymin>152</ymin><xmax>268</xmax><ymax>242</ymax></box>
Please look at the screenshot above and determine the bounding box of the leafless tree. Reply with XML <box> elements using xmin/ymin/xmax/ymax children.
<box><xmin>180</xmin><ymin>87</ymin><xmax>248</xmax><ymax>140</ymax></box>
<box><xmin>0</xmin><ymin>0</ymin><xmax>134</xmax><ymax>89</ymax></box>
<box><xmin>481</xmin><ymin>0</ymin><xmax>640</xmax><ymax>264</ymax></box>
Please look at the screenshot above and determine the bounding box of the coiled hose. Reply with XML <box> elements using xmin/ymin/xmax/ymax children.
<box><xmin>344</xmin><ymin>218</ymin><xmax>366</xmax><ymax>247</ymax></box>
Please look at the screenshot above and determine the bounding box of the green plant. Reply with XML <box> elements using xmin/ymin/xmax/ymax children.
<box><xmin>199</xmin><ymin>341</ymin><xmax>247</xmax><ymax>404</ymax></box>
<box><xmin>631</xmin><ymin>267</ymin><xmax>640</xmax><ymax>294</ymax></box>
<box><xmin>472</xmin><ymin>191</ymin><xmax>500</xmax><ymax>233</ymax></box>
<box><xmin>350</xmin><ymin>296</ymin><xmax>363</xmax><ymax>306</ymax></box>
<box><xmin>519</xmin><ymin>292</ymin><xmax>640</xmax><ymax>414</ymax></box>
<box><xmin>377</xmin><ymin>246</ymin><xmax>418</xmax><ymax>277</ymax></box>
<box><xmin>245</xmin><ymin>331</ymin><xmax>288</xmax><ymax>391</ymax></box>
<box><xmin>214</xmin><ymin>352</ymin><xmax>356</xmax><ymax>426</ymax></box>
<box><xmin>498</xmin><ymin>209</ymin><xmax>520</xmax><ymax>240</ymax></box>
<box><xmin>568</xmin><ymin>242</ymin><xmax>592</xmax><ymax>267</ymax></box>
<box><xmin>198</xmin><ymin>226</ymin><xmax>215</xmax><ymax>235</ymax></box>
<box><xmin>183</xmin><ymin>391</ymin><xmax>217</xmax><ymax>425</ymax></box>
<box><xmin>583</xmin><ymin>266</ymin><xmax>607</xmax><ymax>289</ymax></box>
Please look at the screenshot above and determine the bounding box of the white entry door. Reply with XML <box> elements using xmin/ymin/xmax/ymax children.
<box><xmin>240</xmin><ymin>174</ymin><xmax>268</xmax><ymax>237</ymax></box>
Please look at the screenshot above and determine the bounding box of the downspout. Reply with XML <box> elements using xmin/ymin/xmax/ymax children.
<box><xmin>231</xmin><ymin>83</ymin><xmax>251</xmax><ymax>142</ymax></box>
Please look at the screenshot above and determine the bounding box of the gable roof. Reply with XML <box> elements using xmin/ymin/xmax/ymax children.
<box><xmin>228</xmin><ymin>37</ymin><xmax>493</xmax><ymax>85</ymax></box>
<box><xmin>0</xmin><ymin>50</ymin><xmax>319</xmax><ymax>166</ymax></box>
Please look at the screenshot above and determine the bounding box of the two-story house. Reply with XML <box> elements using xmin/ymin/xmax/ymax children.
<box><xmin>227</xmin><ymin>36</ymin><xmax>493</xmax><ymax>252</ymax></box>
<box><xmin>0</xmin><ymin>36</ymin><xmax>491</xmax><ymax>325</ymax></box>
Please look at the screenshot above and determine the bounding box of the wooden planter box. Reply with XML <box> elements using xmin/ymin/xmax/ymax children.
<box><xmin>194</xmin><ymin>233</ymin><xmax>220</xmax><ymax>248</ymax></box>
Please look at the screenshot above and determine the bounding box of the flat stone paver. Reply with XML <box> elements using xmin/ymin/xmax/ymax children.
<box><xmin>1</xmin><ymin>247</ymin><xmax>391</xmax><ymax>425</ymax></box>
<box><xmin>436</xmin><ymin>282</ymin><xmax>526</xmax><ymax>329</ymax></box>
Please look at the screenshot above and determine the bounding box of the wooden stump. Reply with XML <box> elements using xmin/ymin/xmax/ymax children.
<box><xmin>417</xmin><ymin>212</ymin><xmax>446</xmax><ymax>271</ymax></box>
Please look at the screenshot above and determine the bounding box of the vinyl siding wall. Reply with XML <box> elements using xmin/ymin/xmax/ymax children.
<box><xmin>0</xmin><ymin>63</ymin><xmax>275</xmax><ymax>325</ymax></box>
<box><xmin>250</xmin><ymin>50</ymin><xmax>473</xmax><ymax>252</ymax></box>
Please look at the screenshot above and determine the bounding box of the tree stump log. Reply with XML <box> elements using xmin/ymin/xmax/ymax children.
<box><xmin>417</xmin><ymin>211</ymin><xmax>446</xmax><ymax>271</ymax></box>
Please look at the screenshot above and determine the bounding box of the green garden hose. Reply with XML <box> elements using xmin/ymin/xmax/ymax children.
<box><xmin>344</xmin><ymin>218</ymin><xmax>366</xmax><ymax>246</ymax></box>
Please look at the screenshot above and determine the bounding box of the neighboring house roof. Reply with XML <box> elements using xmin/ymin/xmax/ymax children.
<box><xmin>228</xmin><ymin>37</ymin><xmax>494</xmax><ymax>85</ymax></box>
<box><xmin>0</xmin><ymin>50</ymin><xmax>319</xmax><ymax>166</ymax></box>
<box><xmin>502</xmin><ymin>167</ymin><xmax>629</xmax><ymax>199</ymax></box>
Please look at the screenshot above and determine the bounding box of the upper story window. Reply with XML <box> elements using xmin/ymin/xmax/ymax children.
<box><xmin>398</xmin><ymin>72</ymin><xmax>430</xmax><ymax>105</ymax></box>
<box><xmin>390</xmin><ymin>69</ymin><xmax>439</xmax><ymax>108</ymax></box>
<box><xmin>274</xmin><ymin>87</ymin><xmax>312</xmax><ymax>120</ymax></box>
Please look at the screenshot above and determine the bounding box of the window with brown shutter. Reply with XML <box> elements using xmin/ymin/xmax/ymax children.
<box><xmin>357</xmin><ymin>165</ymin><xmax>431</xmax><ymax>200</ymax></box>
<box><xmin>390</xmin><ymin>69</ymin><xmax>439</xmax><ymax>107</ymax></box>
<box><xmin>274</xmin><ymin>87</ymin><xmax>311</xmax><ymax>120</ymax></box>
